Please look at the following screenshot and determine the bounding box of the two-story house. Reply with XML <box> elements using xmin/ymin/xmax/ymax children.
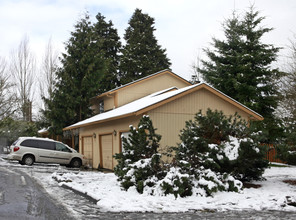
<box><xmin>64</xmin><ymin>69</ymin><xmax>263</xmax><ymax>170</ymax></box>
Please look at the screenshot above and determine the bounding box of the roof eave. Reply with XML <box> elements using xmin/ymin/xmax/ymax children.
<box><xmin>63</xmin><ymin>83</ymin><xmax>263</xmax><ymax>131</ymax></box>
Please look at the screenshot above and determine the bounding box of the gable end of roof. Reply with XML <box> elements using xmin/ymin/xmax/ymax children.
<box><xmin>94</xmin><ymin>69</ymin><xmax>192</xmax><ymax>99</ymax></box>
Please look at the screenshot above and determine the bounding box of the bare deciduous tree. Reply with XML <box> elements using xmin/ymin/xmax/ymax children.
<box><xmin>0</xmin><ymin>57</ymin><xmax>17</xmax><ymax>120</ymax></box>
<box><xmin>40</xmin><ymin>37</ymin><xmax>59</xmax><ymax>103</ymax></box>
<box><xmin>10</xmin><ymin>35</ymin><xmax>35</xmax><ymax>121</ymax></box>
<box><xmin>278</xmin><ymin>37</ymin><xmax>296</xmax><ymax>124</ymax></box>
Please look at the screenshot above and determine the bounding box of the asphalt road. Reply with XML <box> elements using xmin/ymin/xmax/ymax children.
<box><xmin>1</xmin><ymin>155</ymin><xmax>296</xmax><ymax>219</ymax></box>
<box><xmin>0</xmin><ymin>166</ymin><xmax>71</xmax><ymax>220</ymax></box>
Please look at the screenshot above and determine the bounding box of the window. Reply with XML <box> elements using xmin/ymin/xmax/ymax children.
<box><xmin>21</xmin><ymin>139</ymin><xmax>55</xmax><ymax>150</ymax></box>
<box><xmin>39</xmin><ymin>140</ymin><xmax>55</xmax><ymax>150</ymax></box>
<box><xmin>21</xmin><ymin>140</ymin><xmax>39</xmax><ymax>148</ymax></box>
<box><xmin>120</xmin><ymin>132</ymin><xmax>131</xmax><ymax>152</ymax></box>
<box><xmin>99</xmin><ymin>101</ymin><xmax>104</xmax><ymax>113</ymax></box>
<box><xmin>55</xmin><ymin>143</ymin><xmax>72</xmax><ymax>152</ymax></box>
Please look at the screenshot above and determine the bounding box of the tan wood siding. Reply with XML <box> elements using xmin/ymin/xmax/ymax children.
<box><xmin>149</xmin><ymin>88</ymin><xmax>251</xmax><ymax>152</ymax></box>
<box><xmin>117</xmin><ymin>73</ymin><xmax>189</xmax><ymax>107</ymax></box>
<box><xmin>79</xmin><ymin>88</ymin><xmax>258</xmax><ymax>170</ymax></box>
<box><xmin>93</xmin><ymin>133</ymin><xmax>100</xmax><ymax>169</ymax></box>
<box><xmin>103</xmin><ymin>96</ymin><xmax>114</xmax><ymax>111</ymax></box>
<box><xmin>82</xmin><ymin>136</ymin><xmax>93</xmax><ymax>167</ymax></box>
<box><xmin>79</xmin><ymin>115</ymin><xmax>143</xmax><ymax>170</ymax></box>
<box><xmin>100</xmin><ymin>134</ymin><xmax>113</xmax><ymax>169</ymax></box>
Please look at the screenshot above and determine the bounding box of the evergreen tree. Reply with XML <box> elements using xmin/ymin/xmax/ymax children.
<box><xmin>161</xmin><ymin>109</ymin><xmax>268</xmax><ymax>197</ymax></box>
<box><xmin>44</xmin><ymin>12</ymin><xmax>108</xmax><ymax>134</ymax></box>
<box><xmin>92</xmin><ymin>13</ymin><xmax>122</xmax><ymax>92</ymax></box>
<box><xmin>199</xmin><ymin>7</ymin><xmax>281</xmax><ymax>122</ymax></box>
<box><xmin>114</xmin><ymin>115</ymin><xmax>164</xmax><ymax>193</ymax></box>
<box><xmin>119</xmin><ymin>8</ymin><xmax>171</xmax><ymax>84</ymax></box>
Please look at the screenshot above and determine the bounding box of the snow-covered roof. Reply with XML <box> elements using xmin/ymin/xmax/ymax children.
<box><xmin>64</xmin><ymin>83</ymin><xmax>263</xmax><ymax>131</ymax></box>
<box><xmin>38</xmin><ymin>128</ymin><xmax>49</xmax><ymax>134</ymax></box>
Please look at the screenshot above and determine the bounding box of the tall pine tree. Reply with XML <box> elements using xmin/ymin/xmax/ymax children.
<box><xmin>44</xmin><ymin>12</ymin><xmax>108</xmax><ymax>135</ymax></box>
<box><xmin>119</xmin><ymin>8</ymin><xmax>171</xmax><ymax>84</ymax></box>
<box><xmin>199</xmin><ymin>7</ymin><xmax>281</xmax><ymax>121</ymax></box>
<box><xmin>92</xmin><ymin>13</ymin><xmax>121</xmax><ymax>92</ymax></box>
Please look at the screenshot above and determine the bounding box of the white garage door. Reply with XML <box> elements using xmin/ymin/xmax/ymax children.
<box><xmin>82</xmin><ymin>136</ymin><xmax>93</xmax><ymax>167</ymax></box>
<box><xmin>100</xmin><ymin>134</ymin><xmax>113</xmax><ymax>170</ymax></box>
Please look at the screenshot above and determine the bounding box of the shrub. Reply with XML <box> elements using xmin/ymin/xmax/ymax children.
<box><xmin>163</xmin><ymin>109</ymin><xmax>268</xmax><ymax>197</ymax></box>
<box><xmin>277</xmin><ymin>144</ymin><xmax>296</xmax><ymax>165</ymax></box>
<box><xmin>114</xmin><ymin>110</ymin><xmax>268</xmax><ymax>198</ymax></box>
<box><xmin>277</xmin><ymin>124</ymin><xmax>296</xmax><ymax>165</ymax></box>
<box><xmin>114</xmin><ymin>115</ymin><xmax>165</xmax><ymax>193</ymax></box>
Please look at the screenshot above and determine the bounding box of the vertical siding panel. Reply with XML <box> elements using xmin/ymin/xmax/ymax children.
<box><xmin>117</xmin><ymin>74</ymin><xmax>189</xmax><ymax>107</ymax></box>
<box><xmin>149</xmin><ymin>88</ymin><xmax>251</xmax><ymax>153</ymax></box>
<box><xmin>93</xmin><ymin>135</ymin><xmax>100</xmax><ymax>169</ymax></box>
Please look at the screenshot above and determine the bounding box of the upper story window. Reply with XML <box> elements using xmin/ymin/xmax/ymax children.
<box><xmin>99</xmin><ymin>101</ymin><xmax>104</xmax><ymax>113</ymax></box>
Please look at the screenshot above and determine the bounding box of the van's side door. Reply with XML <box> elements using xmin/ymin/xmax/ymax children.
<box><xmin>36</xmin><ymin>140</ymin><xmax>56</xmax><ymax>163</ymax></box>
<box><xmin>49</xmin><ymin>143</ymin><xmax>72</xmax><ymax>164</ymax></box>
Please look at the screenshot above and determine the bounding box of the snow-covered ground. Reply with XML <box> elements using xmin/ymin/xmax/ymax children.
<box><xmin>51</xmin><ymin>164</ymin><xmax>296</xmax><ymax>213</ymax></box>
<box><xmin>1</xmin><ymin>154</ymin><xmax>295</xmax><ymax>213</ymax></box>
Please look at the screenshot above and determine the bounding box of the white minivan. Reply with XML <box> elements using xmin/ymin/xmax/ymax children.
<box><xmin>7</xmin><ymin>137</ymin><xmax>86</xmax><ymax>168</ymax></box>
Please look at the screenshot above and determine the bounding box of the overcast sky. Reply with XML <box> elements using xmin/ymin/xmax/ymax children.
<box><xmin>0</xmin><ymin>0</ymin><xmax>295</xmax><ymax>81</ymax></box>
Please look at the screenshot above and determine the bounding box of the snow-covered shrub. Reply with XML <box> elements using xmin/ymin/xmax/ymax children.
<box><xmin>114</xmin><ymin>115</ymin><xmax>165</xmax><ymax>193</ymax></box>
<box><xmin>232</xmin><ymin>135</ymin><xmax>269</xmax><ymax>181</ymax></box>
<box><xmin>163</xmin><ymin>109</ymin><xmax>268</xmax><ymax>197</ymax></box>
<box><xmin>158</xmin><ymin>166</ymin><xmax>193</xmax><ymax>198</ymax></box>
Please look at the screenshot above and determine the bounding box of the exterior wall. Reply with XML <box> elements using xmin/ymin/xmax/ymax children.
<box><xmin>79</xmin><ymin>115</ymin><xmax>143</xmax><ymax>169</ymax></box>
<box><xmin>90</xmin><ymin>95</ymin><xmax>116</xmax><ymax>114</ymax></box>
<box><xmin>103</xmin><ymin>96</ymin><xmax>115</xmax><ymax>111</ymax></box>
<box><xmin>117</xmin><ymin>73</ymin><xmax>189</xmax><ymax>107</ymax></box>
<box><xmin>79</xmin><ymin>87</ymin><xmax>255</xmax><ymax>170</ymax></box>
<box><xmin>148</xmin><ymin>88</ymin><xmax>251</xmax><ymax>151</ymax></box>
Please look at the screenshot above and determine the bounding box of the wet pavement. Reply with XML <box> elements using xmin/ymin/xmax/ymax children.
<box><xmin>0</xmin><ymin>166</ymin><xmax>71</xmax><ymax>220</ymax></box>
<box><xmin>1</xmin><ymin>154</ymin><xmax>296</xmax><ymax>219</ymax></box>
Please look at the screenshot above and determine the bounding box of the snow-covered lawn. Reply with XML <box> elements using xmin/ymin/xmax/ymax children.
<box><xmin>52</xmin><ymin>164</ymin><xmax>296</xmax><ymax>213</ymax></box>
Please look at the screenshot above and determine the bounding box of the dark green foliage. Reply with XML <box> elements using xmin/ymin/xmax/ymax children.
<box><xmin>163</xmin><ymin>109</ymin><xmax>268</xmax><ymax>197</ymax></box>
<box><xmin>175</xmin><ymin>109</ymin><xmax>247</xmax><ymax>174</ymax></box>
<box><xmin>43</xmin><ymin>12</ymin><xmax>122</xmax><ymax>135</ymax></box>
<box><xmin>92</xmin><ymin>13</ymin><xmax>122</xmax><ymax>92</ymax></box>
<box><xmin>277</xmin><ymin>124</ymin><xmax>296</xmax><ymax>165</ymax></box>
<box><xmin>114</xmin><ymin>115</ymin><xmax>164</xmax><ymax>193</ymax></box>
<box><xmin>0</xmin><ymin>117</ymin><xmax>38</xmax><ymax>144</ymax></box>
<box><xmin>233</xmin><ymin>139</ymin><xmax>269</xmax><ymax>181</ymax></box>
<box><xmin>160</xmin><ymin>167</ymin><xmax>193</xmax><ymax>198</ymax></box>
<box><xmin>198</xmin><ymin>7</ymin><xmax>283</xmax><ymax>142</ymax></box>
<box><xmin>277</xmin><ymin>144</ymin><xmax>296</xmax><ymax>165</ymax></box>
<box><xmin>119</xmin><ymin>9</ymin><xmax>171</xmax><ymax>84</ymax></box>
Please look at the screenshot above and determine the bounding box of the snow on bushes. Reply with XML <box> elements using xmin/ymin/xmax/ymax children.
<box><xmin>114</xmin><ymin>110</ymin><xmax>268</xmax><ymax>198</ymax></box>
<box><xmin>114</xmin><ymin>115</ymin><xmax>165</xmax><ymax>194</ymax></box>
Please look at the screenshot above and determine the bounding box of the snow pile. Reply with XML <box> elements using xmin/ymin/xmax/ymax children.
<box><xmin>52</xmin><ymin>166</ymin><xmax>296</xmax><ymax>213</ymax></box>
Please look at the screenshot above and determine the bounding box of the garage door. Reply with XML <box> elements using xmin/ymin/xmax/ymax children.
<box><xmin>100</xmin><ymin>134</ymin><xmax>113</xmax><ymax>170</ymax></box>
<box><xmin>82</xmin><ymin>136</ymin><xmax>93</xmax><ymax>167</ymax></box>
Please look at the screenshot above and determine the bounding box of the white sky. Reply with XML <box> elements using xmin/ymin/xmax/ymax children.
<box><xmin>0</xmin><ymin>0</ymin><xmax>295</xmax><ymax>80</ymax></box>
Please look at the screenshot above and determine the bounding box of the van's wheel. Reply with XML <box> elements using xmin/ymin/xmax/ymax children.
<box><xmin>22</xmin><ymin>155</ymin><xmax>34</xmax><ymax>166</ymax></box>
<box><xmin>70</xmin><ymin>158</ymin><xmax>82</xmax><ymax>168</ymax></box>
<box><xmin>19</xmin><ymin>161</ymin><xmax>24</xmax><ymax>165</ymax></box>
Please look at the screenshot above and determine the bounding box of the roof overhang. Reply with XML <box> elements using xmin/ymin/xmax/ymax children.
<box><xmin>63</xmin><ymin>83</ymin><xmax>263</xmax><ymax>131</ymax></box>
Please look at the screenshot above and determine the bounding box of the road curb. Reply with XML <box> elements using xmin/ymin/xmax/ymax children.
<box><xmin>60</xmin><ymin>183</ymin><xmax>99</xmax><ymax>204</ymax></box>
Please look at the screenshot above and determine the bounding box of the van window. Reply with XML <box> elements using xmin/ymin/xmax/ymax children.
<box><xmin>40</xmin><ymin>140</ymin><xmax>55</xmax><ymax>150</ymax></box>
<box><xmin>55</xmin><ymin>143</ymin><xmax>71</xmax><ymax>152</ymax></box>
<box><xmin>21</xmin><ymin>139</ymin><xmax>39</xmax><ymax>148</ymax></box>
